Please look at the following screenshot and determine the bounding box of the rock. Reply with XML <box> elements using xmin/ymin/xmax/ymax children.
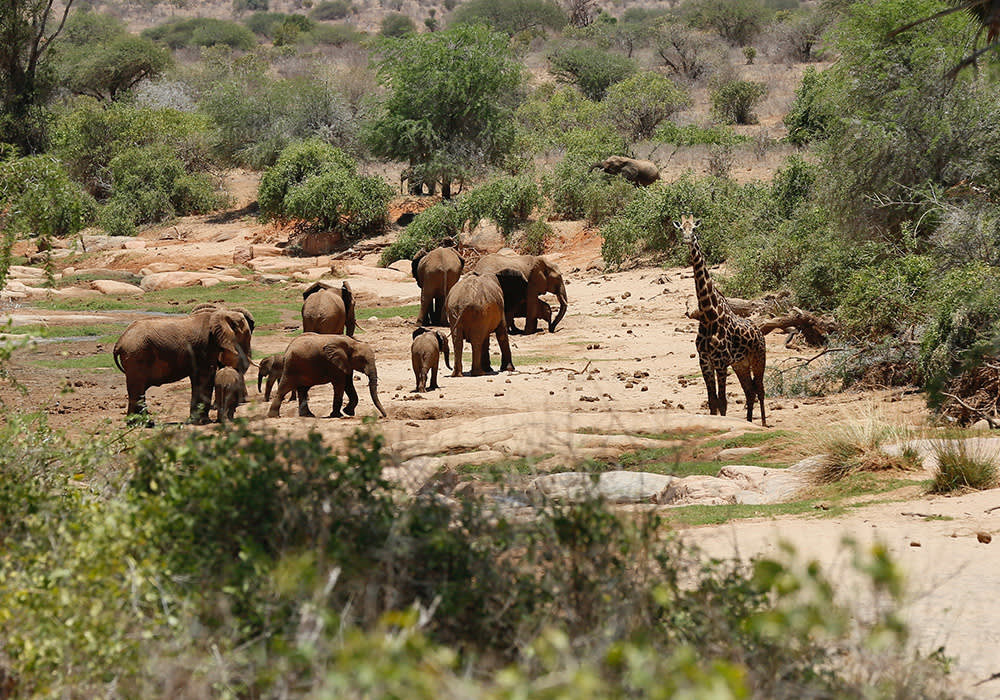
<box><xmin>978</xmin><ymin>532</ymin><xmax>992</xmax><ymax>544</ymax></box>
<box><xmin>7</xmin><ymin>265</ymin><xmax>45</xmax><ymax>278</ymax></box>
<box><xmin>140</xmin><ymin>271</ymin><xmax>210</xmax><ymax>291</ymax></box>
<box><xmin>381</xmin><ymin>456</ymin><xmax>446</xmax><ymax>495</ymax></box>
<box><xmin>91</xmin><ymin>280</ymin><xmax>145</xmax><ymax>296</ymax></box>
<box><xmin>387</xmin><ymin>259</ymin><xmax>414</xmax><ymax>278</ymax></box>
<box><xmin>344</xmin><ymin>264</ymin><xmax>409</xmax><ymax>282</ymax></box>
<box><xmin>233</xmin><ymin>245</ymin><xmax>253</xmax><ymax>265</ymax></box>
<box><xmin>259</xmin><ymin>273</ymin><xmax>290</xmax><ymax>284</ymax></box>
<box><xmin>972</xmin><ymin>419</ymin><xmax>993</xmax><ymax>431</ymax></box>
<box><xmin>290</xmin><ymin>229</ymin><xmax>343</xmax><ymax>255</ymax></box>
<box><xmin>530</xmin><ymin>471</ymin><xmax>675</xmax><ymax>503</ymax></box>
<box><xmin>657</xmin><ymin>475</ymin><xmax>744</xmax><ymax>505</ymax></box>
<box><xmin>142</xmin><ymin>262</ymin><xmax>181</xmax><ymax>274</ymax></box>
<box><xmin>717</xmin><ymin>464</ymin><xmax>806</xmax><ymax>503</ymax></box>
<box><xmin>716</xmin><ymin>446</ymin><xmax>761</xmax><ymax>461</ymax></box>
<box><xmin>122</xmin><ymin>240</ymin><xmax>146</xmax><ymax>250</ymax></box>
<box><xmin>246</xmin><ymin>256</ymin><xmax>327</xmax><ymax>273</ymax></box>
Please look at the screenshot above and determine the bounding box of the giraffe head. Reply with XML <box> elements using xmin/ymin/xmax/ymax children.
<box><xmin>673</xmin><ymin>214</ymin><xmax>700</xmax><ymax>243</ymax></box>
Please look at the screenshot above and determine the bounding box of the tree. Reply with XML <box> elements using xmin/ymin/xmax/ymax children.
<box><xmin>366</xmin><ymin>25</ymin><xmax>523</xmax><ymax>198</ymax></box>
<box><xmin>379</xmin><ymin>12</ymin><xmax>415</xmax><ymax>37</ymax></box>
<box><xmin>0</xmin><ymin>0</ymin><xmax>74</xmax><ymax>153</ymax></box>
<box><xmin>450</xmin><ymin>0</ymin><xmax>566</xmax><ymax>36</ymax></box>
<box><xmin>654</xmin><ymin>20</ymin><xmax>723</xmax><ymax>81</ymax></box>
<box><xmin>602</xmin><ymin>72</ymin><xmax>689</xmax><ymax>142</ymax></box>
<box><xmin>710</xmin><ymin>79</ymin><xmax>766</xmax><ymax>125</ymax></box>
<box><xmin>680</xmin><ymin>0</ymin><xmax>771</xmax><ymax>46</ymax></box>
<box><xmin>547</xmin><ymin>42</ymin><xmax>636</xmax><ymax>100</ymax></box>
<box><xmin>56</xmin><ymin>13</ymin><xmax>171</xmax><ymax>101</ymax></box>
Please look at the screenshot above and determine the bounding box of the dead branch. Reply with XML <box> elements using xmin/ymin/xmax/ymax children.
<box><xmin>942</xmin><ymin>391</ymin><xmax>1000</xmax><ymax>428</ymax></box>
<box><xmin>758</xmin><ymin>307</ymin><xmax>838</xmax><ymax>347</ymax></box>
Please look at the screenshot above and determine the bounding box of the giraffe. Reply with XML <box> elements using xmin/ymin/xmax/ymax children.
<box><xmin>674</xmin><ymin>214</ymin><xmax>767</xmax><ymax>426</ymax></box>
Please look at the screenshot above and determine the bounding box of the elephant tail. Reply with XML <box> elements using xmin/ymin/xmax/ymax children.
<box><xmin>112</xmin><ymin>345</ymin><xmax>125</xmax><ymax>373</ymax></box>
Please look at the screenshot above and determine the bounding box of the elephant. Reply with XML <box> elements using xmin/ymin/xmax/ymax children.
<box><xmin>113</xmin><ymin>307</ymin><xmax>253</xmax><ymax>424</ymax></box>
<box><xmin>589</xmin><ymin>156</ymin><xmax>660</xmax><ymax>187</ymax></box>
<box><xmin>445</xmin><ymin>272</ymin><xmax>514</xmax><ymax>377</ymax></box>
<box><xmin>507</xmin><ymin>297</ymin><xmax>552</xmax><ymax>334</ymax></box>
<box><xmin>214</xmin><ymin>366</ymin><xmax>242</xmax><ymax>423</ymax></box>
<box><xmin>302</xmin><ymin>281</ymin><xmax>356</xmax><ymax>337</ymax></box>
<box><xmin>267</xmin><ymin>334</ymin><xmax>387</xmax><ymax>419</ymax></box>
<box><xmin>193</xmin><ymin>303</ymin><xmax>256</xmax><ymax>403</ymax></box>
<box><xmin>412</xmin><ymin>242</ymin><xmax>464</xmax><ymax>326</ymax></box>
<box><xmin>474</xmin><ymin>253</ymin><xmax>568</xmax><ymax>334</ymax></box>
<box><xmin>411</xmin><ymin>327</ymin><xmax>451</xmax><ymax>392</ymax></box>
<box><xmin>257</xmin><ymin>353</ymin><xmax>287</xmax><ymax>402</ymax></box>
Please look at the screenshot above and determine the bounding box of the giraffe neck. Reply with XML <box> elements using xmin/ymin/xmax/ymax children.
<box><xmin>688</xmin><ymin>234</ymin><xmax>722</xmax><ymax>321</ymax></box>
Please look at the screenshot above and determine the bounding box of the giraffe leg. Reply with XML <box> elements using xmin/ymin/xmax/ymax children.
<box><xmin>715</xmin><ymin>366</ymin><xmax>729</xmax><ymax>417</ymax></box>
<box><xmin>699</xmin><ymin>356</ymin><xmax>720</xmax><ymax>415</ymax></box>
<box><xmin>733</xmin><ymin>364</ymin><xmax>756</xmax><ymax>423</ymax></box>
<box><xmin>752</xmin><ymin>351</ymin><xmax>767</xmax><ymax>427</ymax></box>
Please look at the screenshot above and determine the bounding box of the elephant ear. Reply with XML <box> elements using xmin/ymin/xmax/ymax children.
<box><xmin>228</xmin><ymin>306</ymin><xmax>255</xmax><ymax>333</ymax></box>
<box><xmin>320</xmin><ymin>340</ymin><xmax>351</xmax><ymax>375</ymax></box>
<box><xmin>341</xmin><ymin>281</ymin><xmax>354</xmax><ymax>310</ymax></box>
<box><xmin>411</xmin><ymin>250</ymin><xmax>426</xmax><ymax>285</ymax></box>
<box><xmin>412</xmin><ymin>327</ymin><xmax>429</xmax><ymax>340</ymax></box>
<box><xmin>211</xmin><ymin>311</ymin><xmax>249</xmax><ymax>371</ymax></box>
<box><xmin>495</xmin><ymin>267</ymin><xmax>528</xmax><ymax>302</ymax></box>
<box><xmin>302</xmin><ymin>281</ymin><xmax>327</xmax><ymax>300</ymax></box>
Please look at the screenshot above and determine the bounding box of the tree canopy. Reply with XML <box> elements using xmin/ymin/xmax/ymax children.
<box><xmin>365</xmin><ymin>24</ymin><xmax>523</xmax><ymax>197</ymax></box>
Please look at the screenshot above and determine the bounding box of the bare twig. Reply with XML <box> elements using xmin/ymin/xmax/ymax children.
<box><xmin>942</xmin><ymin>391</ymin><xmax>1000</xmax><ymax>428</ymax></box>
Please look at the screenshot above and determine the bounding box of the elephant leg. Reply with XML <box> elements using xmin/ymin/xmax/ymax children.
<box><xmin>469</xmin><ymin>340</ymin><xmax>485</xmax><ymax>376</ymax></box>
<box><xmin>524</xmin><ymin>296</ymin><xmax>540</xmax><ymax>334</ymax></box>
<box><xmin>715</xmin><ymin>366</ymin><xmax>729</xmax><ymax>417</ymax></box>
<box><xmin>496</xmin><ymin>324</ymin><xmax>514</xmax><ymax>372</ymax></box>
<box><xmin>451</xmin><ymin>330</ymin><xmax>464</xmax><ymax>377</ymax></box>
<box><xmin>268</xmin><ymin>375</ymin><xmax>296</xmax><ymax>418</ymax></box>
<box><xmin>264</xmin><ymin>374</ymin><xmax>276</xmax><ymax>402</ymax></box>
<box><xmin>297</xmin><ymin>387</ymin><xmax>314</xmax><ymax>418</ymax></box>
<box><xmin>418</xmin><ymin>290</ymin><xmax>433</xmax><ymax>326</ymax></box>
<box><xmin>125</xmin><ymin>375</ymin><xmax>148</xmax><ymax>417</ymax></box>
<box><xmin>189</xmin><ymin>372</ymin><xmax>213</xmax><ymax>425</ymax></box>
<box><xmin>428</xmin><ymin>363</ymin><xmax>438</xmax><ymax>391</ymax></box>
<box><xmin>343</xmin><ymin>374</ymin><xmax>359</xmax><ymax>416</ymax></box>
<box><xmin>331</xmin><ymin>380</ymin><xmax>344</xmax><ymax>417</ymax></box>
<box><xmin>699</xmin><ymin>356</ymin><xmax>720</xmax><ymax>415</ymax></box>
<box><xmin>480</xmin><ymin>336</ymin><xmax>494</xmax><ymax>374</ymax></box>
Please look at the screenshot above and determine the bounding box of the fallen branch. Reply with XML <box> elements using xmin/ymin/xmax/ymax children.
<box><xmin>758</xmin><ymin>307</ymin><xmax>838</xmax><ymax>347</ymax></box>
<box><xmin>942</xmin><ymin>391</ymin><xmax>999</xmax><ymax>428</ymax></box>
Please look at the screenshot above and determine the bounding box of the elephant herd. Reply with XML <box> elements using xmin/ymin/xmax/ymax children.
<box><xmin>111</xmin><ymin>248</ymin><xmax>569</xmax><ymax>425</ymax></box>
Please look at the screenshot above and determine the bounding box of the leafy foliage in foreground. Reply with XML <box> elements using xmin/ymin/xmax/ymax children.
<box><xmin>0</xmin><ymin>419</ymin><xmax>959</xmax><ymax>699</ymax></box>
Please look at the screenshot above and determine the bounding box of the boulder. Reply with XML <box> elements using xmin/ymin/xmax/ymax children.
<box><xmin>91</xmin><ymin>280</ymin><xmax>145</xmax><ymax>296</ymax></box>
<box><xmin>387</xmin><ymin>259</ymin><xmax>414</xmax><ymax>278</ymax></box>
<box><xmin>141</xmin><ymin>262</ymin><xmax>181</xmax><ymax>274</ymax></box>
<box><xmin>530</xmin><ymin>471</ymin><xmax>675</xmax><ymax>504</ymax></box>
<box><xmin>657</xmin><ymin>475</ymin><xmax>744</xmax><ymax>505</ymax></box>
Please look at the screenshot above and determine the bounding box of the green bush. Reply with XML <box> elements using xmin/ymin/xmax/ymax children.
<box><xmin>304</xmin><ymin>22</ymin><xmax>364</xmax><ymax>46</ymax></box>
<box><xmin>142</xmin><ymin>17</ymin><xmax>258</xmax><ymax>49</ymax></box>
<box><xmin>516</xmin><ymin>84</ymin><xmax>605</xmax><ymax>151</ymax></box>
<box><xmin>243</xmin><ymin>10</ymin><xmax>293</xmax><ymax>36</ymax></box>
<box><xmin>259</xmin><ymin>139</ymin><xmax>392</xmax><ymax>237</ymax></box>
<box><xmin>783</xmin><ymin>66</ymin><xmax>832</xmax><ymax>146</ymax></box>
<box><xmin>49</xmin><ymin>101</ymin><xmax>214</xmax><ymax>198</ymax></box>
<box><xmin>450</xmin><ymin>0</ymin><xmax>567</xmax><ymax>36</ymax></box>
<box><xmin>0</xmin><ymin>155</ymin><xmax>97</xmax><ymax>240</ymax></box>
<box><xmin>311</xmin><ymin>0</ymin><xmax>352</xmax><ymax>19</ymax></box>
<box><xmin>379</xmin><ymin>202</ymin><xmax>466</xmax><ymax>265</ymax></box>
<box><xmin>542</xmin><ymin>129</ymin><xmax>630</xmax><ymax>220</ymax></box>
<box><xmin>600</xmin><ymin>173</ymin><xmax>738</xmax><ymax>269</ymax></box>
<box><xmin>601</xmin><ymin>71</ymin><xmax>689</xmax><ymax>142</ymax></box>
<box><xmin>99</xmin><ymin>145</ymin><xmax>222</xmax><ymax>235</ymax></box>
<box><xmin>837</xmin><ymin>253</ymin><xmax>934</xmax><ymax>340</ymax></box>
<box><xmin>380</xmin><ymin>12</ymin><xmax>416</xmax><ymax>36</ymax></box>
<box><xmin>653</xmin><ymin>121</ymin><xmax>749</xmax><ymax>146</ymax></box>
<box><xmin>547</xmin><ymin>43</ymin><xmax>637</xmax><ymax>100</ymax></box>
<box><xmin>520</xmin><ymin>219</ymin><xmax>554</xmax><ymax>254</ymax></box>
<box><xmin>930</xmin><ymin>439</ymin><xmax>998</xmax><ymax>493</ymax></box>
<box><xmin>710</xmin><ymin>79</ymin><xmax>767</xmax><ymax>125</ymax></box>
<box><xmin>459</xmin><ymin>174</ymin><xmax>542</xmax><ymax>239</ymax></box>
<box><xmin>233</xmin><ymin>0</ymin><xmax>269</xmax><ymax>12</ymax></box>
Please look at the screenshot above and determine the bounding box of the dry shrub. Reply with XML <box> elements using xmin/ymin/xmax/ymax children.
<box><xmin>929</xmin><ymin>439</ymin><xmax>998</xmax><ymax>493</ymax></box>
<box><xmin>806</xmin><ymin>404</ymin><xmax>918</xmax><ymax>484</ymax></box>
<box><xmin>939</xmin><ymin>362</ymin><xmax>1000</xmax><ymax>426</ymax></box>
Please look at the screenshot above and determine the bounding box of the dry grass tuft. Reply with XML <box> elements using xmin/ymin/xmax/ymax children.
<box><xmin>806</xmin><ymin>404</ymin><xmax>919</xmax><ymax>484</ymax></box>
<box><xmin>929</xmin><ymin>439</ymin><xmax>999</xmax><ymax>494</ymax></box>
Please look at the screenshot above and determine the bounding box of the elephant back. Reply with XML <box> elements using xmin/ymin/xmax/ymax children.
<box><xmin>446</xmin><ymin>273</ymin><xmax>504</xmax><ymax>330</ymax></box>
<box><xmin>302</xmin><ymin>286</ymin><xmax>351</xmax><ymax>335</ymax></box>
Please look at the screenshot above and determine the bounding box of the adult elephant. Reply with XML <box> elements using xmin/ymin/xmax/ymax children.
<box><xmin>412</xmin><ymin>243</ymin><xmax>464</xmax><ymax>326</ymax></box>
<box><xmin>475</xmin><ymin>253</ymin><xmax>568</xmax><ymax>334</ymax></box>
<box><xmin>589</xmin><ymin>156</ymin><xmax>660</xmax><ymax>187</ymax></box>
<box><xmin>302</xmin><ymin>281</ymin><xmax>356</xmax><ymax>336</ymax></box>
<box><xmin>267</xmin><ymin>334</ymin><xmax>387</xmax><ymax>419</ymax></box>
<box><xmin>445</xmin><ymin>272</ymin><xmax>514</xmax><ymax>377</ymax></box>
<box><xmin>113</xmin><ymin>307</ymin><xmax>253</xmax><ymax>424</ymax></box>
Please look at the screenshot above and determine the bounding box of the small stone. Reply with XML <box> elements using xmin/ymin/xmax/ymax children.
<box><xmin>505</xmin><ymin>379</ymin><xmax>511</xmax><ymax>384</ymax></box>
<box><xmin>621</xmin><ymin>291</ymin><xmax>631</xmax><ymax>299</ymax></box>
<box><xmin>690</xmin><ymin>353</ymin><xmax>696</xmax><ymax>358</ymax></box>
<box><xmin>910</xmin><ymin>541</ymin><xmax>921</xmax><ymax>547</ymax></box>
<box><xmin>641</xmin><ymin>386</ymin><xmax>648</xmax><ymax>392</ymax></box>
<box><xmin>978</xmin><ymin>531</ymin><xmax>992</xmax><ymax>544</ymax></box>
<box><xmin>580</xmin><ymin>395</ymin><xmax>599</xmax><ymax>402</ymax></box>
<box><xmin>494</xmin><ymin>392</ymin><xmax>504</xmax><ymax>397</ymax></box>
<box><xmin>625</xmin><ymin>382</ymin><xmax>634</xmax><ymax>389</ymax></box>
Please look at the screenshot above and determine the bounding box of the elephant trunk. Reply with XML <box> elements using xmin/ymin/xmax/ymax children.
<box><xmin>551</xmin><ymin>281</ymin><xmax>568</xmax><ymax>332</ymax></box>
<box><xmin>589</xmin><ymin>162</ymin><xmax>602</xmax><ymax>172</ymax></box>
<box><xmin>258</xmin><ymin>367</ymin><xmax>264</xmax><ymax>393</ymax></box>
<box><xmin>367</xmin><ymin>370</ymin><xmax>387</xmax><ymax>418</ymax></box>
<box><xmin>442</xmin><ymin>339</ymin><xmax>451</xmax><ymax>370</ymax></box>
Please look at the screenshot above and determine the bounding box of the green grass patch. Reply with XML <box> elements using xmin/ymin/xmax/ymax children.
<box><xmin>33</xmin><ymin>282</ymin><xmax>303</xmax><ymax>328</ymax></box>
<box><xmin>705</xmin><ymin>429</ymin><xmax>794</xmax><ymax>450</ymax></box>
<box><xmin>663</xmin><ymin>500</ymin><xmax>822</xmax><ymax>527</ymax></box>
<box><xmin>358</xmin><ymin>304</ymin><xmax>419</xmax><ymax>319</ymax></box>
<box><xmin>456</xmin><ymin>455</ymin><xmax>554</xmax><ymax>478</ymax></box>
<box><xmin>7</xmin><ymin>324</ymin><xmax>124</xmax><ymax>339</ymax></box>
<box><xmin>29</xmin><ymin>353</ymin><xmax>116</xmax><ymax>370</ymax></box>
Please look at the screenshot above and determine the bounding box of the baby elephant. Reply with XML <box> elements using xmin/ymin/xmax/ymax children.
<box><xmin>214</xmin><ymin>366</ymin><xmax>243</xmax><ymax>423</ymax></box>
<box><xmin>257</xmin><ymin>353</ymin><xmax>285</xmax><ymax>401</ymax></box>
<box><xmin>411</xmin><ymin>328</ymin><xmax>451</xmax><ymax>392</ymax></box>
